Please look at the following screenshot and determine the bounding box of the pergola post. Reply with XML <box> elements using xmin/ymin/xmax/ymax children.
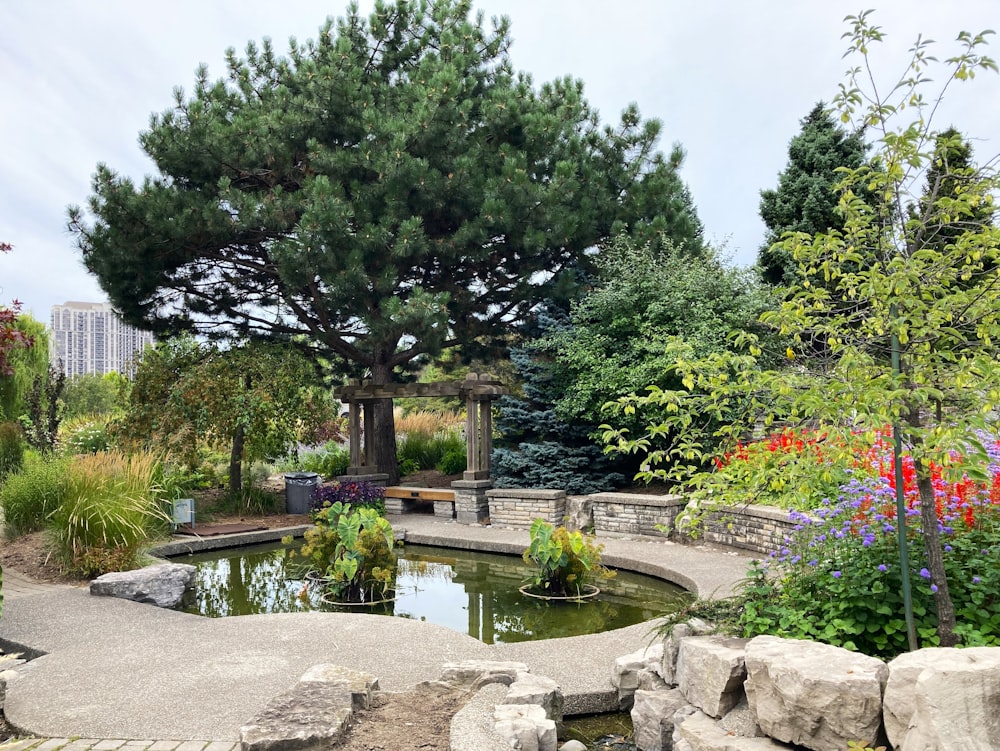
<box><xmin>463</xmin><ymin>392</ymin><xmax>493</xmax><ymax>481</ymax></box>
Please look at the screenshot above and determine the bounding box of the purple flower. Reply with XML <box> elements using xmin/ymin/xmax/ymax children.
<box><xmin>973</xmin><ymin>576</ymin><xmax>982</xmax><ymax>584</ymax></box>
<box><xmin>931</xmin><ymin>584</ymin><xmax>939</xmax><ymax>593</ymax></box>
<box><xmin>832</xmin><ymin>571</ymin><xmax>842</xmax><ymax>579</ymax></box>
<box><xmin>878</xmin><ymin>564</ymin><xmax>888</xmax><ymax>572</ymax></box>
<box><xmin>919</xmin><ymin>568</ymin><xmax>931</xmax><ymax>579</ymax></box>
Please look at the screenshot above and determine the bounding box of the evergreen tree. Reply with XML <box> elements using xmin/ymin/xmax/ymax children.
<box><xmin>913</xmin><ymin>127</ymin><xmax>994</xmax><ymax>253</ymax></box>
<box><xmin>69</xmin><ymin>1</ymin><xmax>702</xmax><ymax>483</ymax></box>
<box><xmin>492</xmin><ymin>304</ymin><xmax>629</xmax><ymax>495</ymax></box>
<box><xmin>758</xmin><ymin>103</ymin><xmax>867</xmax><ymax>286</ymax></box>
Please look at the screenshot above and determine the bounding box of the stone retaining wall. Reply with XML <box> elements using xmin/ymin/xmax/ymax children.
<box><xmin>486</xmin><ymin>488</ymin><xmax>566</xmax><ymax>529</ymax></box>
<box><xmin>687</xmin><ymin>504</ymin><xmax>798</xmax><ymax>555</ymax></box>
<box><xmin>590</xmin><ymin>493</ymin><xmax>685</xmax><ymax>538</ymax></box>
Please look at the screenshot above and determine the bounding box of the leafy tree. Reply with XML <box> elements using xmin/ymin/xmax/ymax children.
<box><xmin>69</xmin><ymin>0</ymin><xmax>702</xmax><ymax>483</ymax></box>
<box><xmin>119</xmin><ymin>338</ymin><xmax>334</xmax><ymax>496</ymax></box>
<box><xmin>0</xmin><ymin>243</ymin><xmax>34</xmax><ymax>381</ymax></box>
<box><xmin>0</xmin><ymin>314</ymin><xmax>49</xmax><ymax>422</ymax></box>
<box><xmin>604</xmin><ymin>14</ymin><xmax>1000</xmax><ymax>648</ymax></box>
<box><xmin>554</xmin><ymin>236</ymin><xmax>776</xmax><ymax>428</ymax></box>
<box><xmin>61</xmin><ymin>372</ymin><xmax>126</xmax><ymax>419</ymax></box>
<box><xmin>758</xmin><ymin>103</ymin><xmax>868</xmax><ymax>286</ymax></box>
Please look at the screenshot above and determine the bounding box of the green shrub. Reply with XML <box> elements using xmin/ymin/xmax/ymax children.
<box><xmin>436</xmin><ymin>446</ymin><xmax>466</xmax><ymax>475</ymax></box>
<box><xmin>0</xmin><ymin>452</ymin><xmax>67</xmax><ymax>537</ymax></box>
<box><xmin>298</xmin><ymin>443</ymin><xmax>350</xmax><ymax>479</ymax></box>
<box><xmin>398</xmin><ymin>458</ymin><xmax>420</xmax><ymax>477</ymax></box>
<box><xmin>48</xmin><ymin>450</ymin><xmax>170</xmax><ymax>576</ymax></box>
<box><xmin>0</xmin><ymin>421</ymin><xmax>25</xmax><ymax>479</ymax></box>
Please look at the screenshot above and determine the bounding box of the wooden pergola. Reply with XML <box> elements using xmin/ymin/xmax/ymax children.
<box><xmin>334</xmin><ymin>373</ymin><xmax>508</xmax><ymax>482</ymax></box>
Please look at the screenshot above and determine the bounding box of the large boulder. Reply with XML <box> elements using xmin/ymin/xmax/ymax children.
<box><xmin>494</xmin><ymin>704</ymin><xmax>557</xmax><ymax>751</ymax></box>
<box><xmin>89</xmin><ymin>563</ymin><xmax>196</xmax><ymax>608</ymax></box>
<box><xmin>676</xmin><ymin>636</ymin><xmax>748</xmax><ymax>718</ymax></box>
<box><xmin>661</xmin><ymin>619</ymin><xmax>716</xmax><ymax>685</ymax></box>
<box><xmin>884</xmin><ymin>647</ymin><xmax>1000</xmax><ymax>751</ymax></box>
<box><xmin>503</xmin><ymin>670</ymin><xmax>564</xmax><ymax>725</ymax></box>
<box><xmin>613</xmin><ymin>644</ymin><xmax>666</xmax><ymax>709</ymax></box>
<box><xmin>630</xmin><ymin>688</ymin><xmax>689</xmax><ymax>751</ymax></box>
<box><xmin>239</xmin><ymin>664</ymin><xmax>377</xmax><ymax>751</ymax></box>
<box><xmin>743</xmin><ymin>636</ymin><xmax>887</xmax><ymax>751</ymax></box>
<box><xmin>673</xmin><ymin>709</ymin><xmax>791</xmax><ymax>751</ymax></box>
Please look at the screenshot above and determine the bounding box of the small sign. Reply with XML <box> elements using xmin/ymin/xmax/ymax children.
<box><xmin>172</xmin><ymin>498</ymin><xmax>195</xmax><ymax>528</ymax></box>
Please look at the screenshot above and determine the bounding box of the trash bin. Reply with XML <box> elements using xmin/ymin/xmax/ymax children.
<box><xmin>284</xmin><ymin>472</ymin><xmax>320</xmax><ymax>514</ymax></box>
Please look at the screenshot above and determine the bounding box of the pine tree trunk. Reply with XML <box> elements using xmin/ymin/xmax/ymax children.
<box><xmin>914</xmin><ymin>458</ymin><xmax>959</xmax><ymax>646</ymax></box>
<box><xmin>370</xmin><ymin>362</ymin><xmax>399</xmax><ymax>485</ymax></box>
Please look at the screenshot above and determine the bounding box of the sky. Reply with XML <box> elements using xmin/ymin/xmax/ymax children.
<box><xmin>2</xmin><ymin>1</ymin><xmax>999</xmax><ymax>322</ymax></box>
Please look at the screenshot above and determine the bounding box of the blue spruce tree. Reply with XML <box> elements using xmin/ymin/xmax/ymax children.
<box><xmin>492</xmin><ymin>304</ymin><xmax>629</xmax><ymax>494</ymax></box>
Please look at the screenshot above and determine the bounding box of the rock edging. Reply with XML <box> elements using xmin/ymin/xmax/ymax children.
<box><xmin>614</xmin><ymin>625</ymin><xmax>1000</xmax><ymax>751</ymax></box>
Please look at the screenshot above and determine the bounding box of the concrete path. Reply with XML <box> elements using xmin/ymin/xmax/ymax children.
<box><xmin>0</xmin><ymin>514</ymin><xmax>755</xmax><ymax>744</ymax></box>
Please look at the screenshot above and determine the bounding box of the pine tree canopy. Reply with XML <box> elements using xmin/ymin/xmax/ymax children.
<box><xmin>69</xmin><ymin>0</ymin><xmax>702</xmax><ymax>380</ymax></box>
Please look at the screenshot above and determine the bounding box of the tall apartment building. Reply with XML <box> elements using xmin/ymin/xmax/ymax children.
<box><xmin>50</xmin><ymin>301</ymin><xmax>155</xmax><ymax>377</ymax></box>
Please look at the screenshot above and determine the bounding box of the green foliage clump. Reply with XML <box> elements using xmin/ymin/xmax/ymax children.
<box><xmin>435</xmin><ymin>446</ymin><xmax>467</xmax><ymax>476</ymax></box>
<box><xmin>289</xmin><ymin>501</ymin><xmax>397</xmax><ymax>603</ymax></box>
<box><xmin>522</xmin><ymin>519</ymin><xmax>614</xmax><ymax>598</ymax></box>
<box><xmin>757</xmin><ymin>102</ymin><xmax>869</xmax><ymax>287</ymax></box>
<box><xmin>0</xmin><ymin>420</ymin><xmax>25</xmax><ymax>479</ymax></box>
<box><xmin>297</xmin><ymin>443</ymin><xmax>350</xmax><ymax>480</ymax></box>
<box><xmin>492</xmin><ymin>303</ymin><xmax>631</xmax><ymax>494</ymax></box>
<box><xmin>397</xmin><ymin>429</ymin><xmax>464</xmax><ymax>473</ymax></box>
<box><xmin>61</xmin><ymin>372</ymin><xmax>123</xmax><ymax>419</ymax></box>
<box><xmin>48</xmin><ymin>450</ymin><xmax>170</xmax><ymax>577</ymax></box>
<box><xmin>0</xmin><ymin>452</ymin><xmax>68</xmax><ymax>537</ymax></box>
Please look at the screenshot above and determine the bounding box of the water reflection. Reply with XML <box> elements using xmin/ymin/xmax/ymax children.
<box><xmin>177</xmin><ymin>542</ymin><xmax>690</xmax><ymax>644</ymax></box>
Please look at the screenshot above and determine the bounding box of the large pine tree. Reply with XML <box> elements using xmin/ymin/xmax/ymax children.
<box><xmin>70</xmin><ymin>0</ymin><xmax>702</xmax><ymax>482</ymax></box>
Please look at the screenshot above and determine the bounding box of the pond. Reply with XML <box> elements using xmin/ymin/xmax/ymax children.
<box><xmin>173</xmin><ymin>542</ymin><xmax>690</xmax><ymax>644</ymax></box>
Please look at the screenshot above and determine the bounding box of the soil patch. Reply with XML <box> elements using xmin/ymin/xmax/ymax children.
<box><xmin>336</xmin><ymin>683</ymin><xmax>469</xmax><ymax>751</ymax></box>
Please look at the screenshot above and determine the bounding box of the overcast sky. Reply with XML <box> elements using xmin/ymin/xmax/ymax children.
<box><xmin>2</xmin><ymin>1</ymin><xmax>999</xmax><ymax>321</ymax></box>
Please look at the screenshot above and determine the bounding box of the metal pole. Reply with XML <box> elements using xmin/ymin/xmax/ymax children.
<box><xmin>891</xmin><ymin>302</ymin><xmax>919</xmax><ymax>651</ymax></box>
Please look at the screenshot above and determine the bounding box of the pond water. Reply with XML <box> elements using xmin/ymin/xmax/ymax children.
<box><xmin>173</xmin><ymin>542</ymin><xmax>689</xmax><ymax>644</ymax></box>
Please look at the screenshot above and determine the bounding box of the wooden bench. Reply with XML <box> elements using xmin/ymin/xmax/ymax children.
<box><xmin>384</xmin><ymin>486</ymin><xmax>456</xmax><ymax>518</ymax></box>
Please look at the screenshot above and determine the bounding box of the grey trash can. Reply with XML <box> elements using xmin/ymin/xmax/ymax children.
<box><xmin>284</xmin><ymin>472</ymin><xmax>320</xmax><ymax>514</ymax></box>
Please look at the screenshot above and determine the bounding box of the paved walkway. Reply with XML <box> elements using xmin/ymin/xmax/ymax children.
<box><xmin>0</xmin><ymin>514</ymin><xmax>755</xmax><ymax>747</ymax></box>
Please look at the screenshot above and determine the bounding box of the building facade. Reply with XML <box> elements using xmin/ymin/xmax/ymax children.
<box><xmin>50</xmin><ymin>301</ymin><xmax>155</xmax><ymax>377</ymax></box>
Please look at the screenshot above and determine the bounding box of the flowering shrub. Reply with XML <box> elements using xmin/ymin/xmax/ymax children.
<box><xmin>737</xmin><ymin>433</ymin><xmax>1000</xmax><ymax>657</ymax></box>
<box><xmin>310</xmin><ymin>480</ymin><xmax>385</xmax><ymax>516</ymax></box>
<box><xmin>711</xmin><ymin>428</ymin><xmax>861</xmax><ymax>511</ymax></box>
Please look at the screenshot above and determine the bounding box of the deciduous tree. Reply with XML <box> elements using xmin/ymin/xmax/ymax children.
<box><xmin>69</xmin><ymin>0</ymin><xmax>702</xmax><ymax>482</ymax></box>
<box><xmin>119</xmin><ymin>338</ymin><xmax>334</xmax><ymax>496</ymax></box>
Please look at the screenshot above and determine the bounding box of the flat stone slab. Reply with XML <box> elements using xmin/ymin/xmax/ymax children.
<box><xmin>89</xmin><ymin>563</ymin><xmax>196</xmax><ymax>608</ymax></box>
<box><xmin>239</xmin><ymin>664</ymin><xmax>377</xmax><ymax>751</ymax></box>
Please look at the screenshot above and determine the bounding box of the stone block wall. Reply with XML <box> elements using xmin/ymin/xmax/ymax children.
<box><xmin>590</xmin><ymin>493</ymin><xmax>685</xmax><ymax>538</ymax></box>
<box><xmin>686</xmin><ymin>504</ymin><xmax>799</xmax><ymax>555</ymax></box>
<box><xmin>486</xmin><ymin>488</ymin><xmax>566</xmax><ymax>529</ymax></box>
